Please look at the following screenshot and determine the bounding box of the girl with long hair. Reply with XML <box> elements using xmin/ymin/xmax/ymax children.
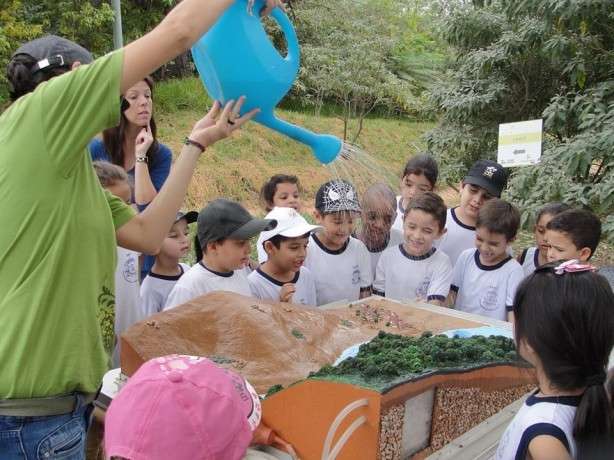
<box><xmin>496</xmin><ymin>260</ymin><xmax>614</xmax><ymax>459</ymax></box>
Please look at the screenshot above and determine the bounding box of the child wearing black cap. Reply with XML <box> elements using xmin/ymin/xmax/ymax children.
<box><xmin>164</xmin><ymin>199</ymin><xmax>276</xmax><ymax>310</ymax></box>
<box><xmin>304</xmin><ymin>180</ymin><xmax>372</xmax><ymax>306</ymax></box>
<box><xmin>438</xmin><ymin>159</ymin><xmax>508</xmax><ymax>266</ymax></box>
<box><xmin>140</xmin><ymin>211</ymin><xmax>198</xmax><ymax>317</ymax></box>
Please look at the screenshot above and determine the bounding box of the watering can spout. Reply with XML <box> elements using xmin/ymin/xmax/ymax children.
<box><xmin>258</xmin><ymin>113</ymin><xmax>342</xmax><ymax>165</ymax></box>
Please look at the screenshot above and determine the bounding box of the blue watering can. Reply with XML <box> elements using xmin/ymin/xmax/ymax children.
<box><xmin>191</xmin><ymin>0</ymin><xmax>342</xmax><ymax>164</ymax></box>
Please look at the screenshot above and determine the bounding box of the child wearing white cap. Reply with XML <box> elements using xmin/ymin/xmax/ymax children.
<box><xmin>248</xmin><ymin>207</ymin><xmax>320</xmax><ymax>305</ymax></box>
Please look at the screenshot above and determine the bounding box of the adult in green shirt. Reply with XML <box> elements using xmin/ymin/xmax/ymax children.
<box><xmin>0</xmin><ymin>1</ymin><xmax>283</xmax><ymax>458</ymax></box>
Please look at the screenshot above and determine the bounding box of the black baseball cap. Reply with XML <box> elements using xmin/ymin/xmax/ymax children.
<box><xmin>175</xmin><ymin>211</ymin><xmax>198</xmax><ymax>224</ymax></box>
<box><xmin>463</xmin><ymin>159</ymin><xmax>508</xmax><ymax>198</ymax></box>
<box><xmin>315</xmin><ymin>180</ymin><xmax>361</xmax><ymax>214</ymax></box>
<box><xmin>12</xmin><ymin>35</ymin><xmax>93</xmax><ymax>74</ymax></box>
<box><xmin>197</xmin><ymin>199</ymin><xmax>276</xmax><ymax>244</ymax></box>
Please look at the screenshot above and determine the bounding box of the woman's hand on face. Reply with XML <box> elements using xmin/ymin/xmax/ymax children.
<box><xmin>135</xmin><ymin>124</ymin><xmax>154</xmax><ymax>158</ymax></box>
<box><xmin>188</xmin><ymin>97</ymin><xmax>259</xmax><ymax>150</ymax></box>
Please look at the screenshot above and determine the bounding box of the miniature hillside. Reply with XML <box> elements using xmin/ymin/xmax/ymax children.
<box><xmin>310</xmin><ymin>331</ymin><xmax>524</xmax><ymax>392</ymax></box>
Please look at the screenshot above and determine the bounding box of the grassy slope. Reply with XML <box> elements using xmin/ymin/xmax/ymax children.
<box><xmin>154</xmin><ymin>78</ymin><xmax>613</xmax><ymax>266</ymax></box>
<box><xmin>154</xmin><ymin>77</ymin><xmax>433</xmax><ymax>210</ymax></box>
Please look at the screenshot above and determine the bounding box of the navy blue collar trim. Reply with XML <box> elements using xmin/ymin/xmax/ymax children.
<box><xmin>399</xmin><ymin>245</ymin><xmax>436</xmax><ymax>261</ymax></box>
<box><xmin>398</xmin><ymin>198</ymin><xmax>405</xmax><ymax>216</ymax></box>
<box><xmin>256</xmin><ymin>267</ymin><xmax>299</xmax><ymax>287</ymax></box>
<box><xmin>312</xmin><ymin>233</ymin><xmax>349</xmax><ymax>255</ymax></box>
<box><xmin>526</xmin><ymin>389</ymin><xmax>581</xmax><ymax>407</ymax></box>
<box><xmin>451</xmin><ymin>207</ymin><xmax>475</xmax><ymax>230</ymax></box>
<box><xmin>199</xmin><ymin>261</ymin><xmax>233</xmax><ymax>278</ymax></box>
<box><xmin>533</xmin><ymin>247</ymin><xmax>540</xmax><ymax>267</ymax></box>
<box><xmin>474</xmin><ymin>250</ymin><xmax>512</xmax><ymax>271</ymax></box>
<box><xmin>148</xmin><ymin>264</ymin><xmax>185</xmax><ymax>281</ymax></box>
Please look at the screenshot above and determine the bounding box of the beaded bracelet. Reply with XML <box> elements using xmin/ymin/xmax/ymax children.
<box><xmin>184</xmin><ymin>137</ymin><xmax>206</xmax><ymax>153</ymax></box>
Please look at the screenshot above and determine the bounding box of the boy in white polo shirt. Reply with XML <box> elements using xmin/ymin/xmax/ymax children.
<box><xmin>449</xmin><ymin>199</ymin><xmax>524</xmax><ymax>322</ymax></box>
<box><xmin>248</xmin><ymin>207</ymin><xmax>320</xmax><ymax>305</ymax></box>
<box><xmin>164</xmin><ymin>199</ymin><xmax>276</xmax><ymax>310</ymax></box>
<box><xmin>374</xmin><ymin>192</ymin><xmax>452</xmax><ymax>306</ymax></box>
<box><xmin>437</xmin><ymin>159</ymin><xmax>507</xmax><ymax>266</ymax></box>
<box><xmin>140</xmin><ymin>211</ymin><xmax>197</xmax><ymax>317</ymax></box>
<box><xmin>304</xmin><ymin>180</ymin><xmax>372</xmax><ymax>306</ymax></box>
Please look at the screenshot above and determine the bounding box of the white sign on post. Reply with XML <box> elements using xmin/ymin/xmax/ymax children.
<box><xmin>497</xmin><ymin>119</ymin><xmax>543</xmax><ymax>167</ymax></box>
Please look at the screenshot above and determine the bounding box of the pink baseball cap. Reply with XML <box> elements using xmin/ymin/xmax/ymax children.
<box><xmin>104</xmin><ymin>355</ymin><xmax>262</xmax><ymax>460</ymax></box>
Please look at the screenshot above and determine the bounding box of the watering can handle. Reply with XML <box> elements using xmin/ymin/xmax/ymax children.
<box><xmin>270</xmin><ymin>7</ymin><xmax>300</xmax><ymax>66</ymax></box>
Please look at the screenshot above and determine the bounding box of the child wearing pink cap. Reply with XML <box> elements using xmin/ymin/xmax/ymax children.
<box><xmin>105</xmin><ymin>355</ymin><xmax>277</xmax><ymax>460</ymax></box>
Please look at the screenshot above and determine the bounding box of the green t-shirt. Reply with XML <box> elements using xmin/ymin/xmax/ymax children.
<box><xmin>0</xmin><ymin>50</ymin><xmax>135</xmax><ymax>399</ymax></box>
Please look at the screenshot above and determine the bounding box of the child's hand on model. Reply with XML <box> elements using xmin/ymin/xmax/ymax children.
<box><xmin>188</xmin><ymin>97</ymin><xmax>259</xmax><ymax>151</ymax></box>
<box><xmin>279</xmin><ymin>283</ymin><xmax>296</xmax><ymax>303</ymax></box>
<box><xmin>135</xmin><ymin>123</ymin><xmax>154</xmax><ymax>159</ymax></box>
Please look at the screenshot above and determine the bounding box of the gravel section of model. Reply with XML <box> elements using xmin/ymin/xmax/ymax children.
<box><xmin>429</xmin><ymin>384</ymin><xmax>534</xmax><ymax>451</ymax></box>
<box><xmin>378</xmin><ymin>404</ymin><xmax>405</xmax><ymax>460</ymax></box>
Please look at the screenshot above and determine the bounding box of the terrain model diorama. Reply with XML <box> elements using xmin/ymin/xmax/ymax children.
<box><xmin>120</xmin><ymin>292</ymin><xmax>536</xmax><ymax>460</ymax></box>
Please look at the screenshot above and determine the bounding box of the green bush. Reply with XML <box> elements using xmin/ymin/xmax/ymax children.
<box><xmin>425</xmin><ymin>1</ymin><xmax>614</xmax><ymax>241</ymax></box>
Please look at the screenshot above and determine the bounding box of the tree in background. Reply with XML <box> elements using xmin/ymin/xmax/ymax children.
<box><xmin>426</xmin><ymin>0</ymin><xmax>614</xmax><ymax>240</ymax></box>
<box><xmin>0</xmin><ymin>0</ymin><xmax>187</xmax><ymax>105</ymax></box>
<box><xmin>0</xmin><ymin>0</ymin><xmax>43</xmax><ymax>104</ymax></box>
<box><xmin>283</xmin><ymin>0</ymin><xmax>445</xmax><ymax>142</ymax></box>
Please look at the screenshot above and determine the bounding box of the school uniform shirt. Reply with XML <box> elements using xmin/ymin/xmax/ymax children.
<box><xmin>163</xmin><ymin>262</ymin><xmax>252</xmax><ymax>310</ymax></box>
<box><xmin>391</xmin><ymin>195</ymin><xmax>405</xmax><ymax>233</ymax></box>
<box><xmin>519</xmin><ymin>246</ymin><xmax>540</xmax><ymax>277</ymax></box>
<box><xmin>495</xmin><ymin>390</ymin><xmax>579</xmax><ymax>460</ymax></box>
<box><xmin>140</xmin><ymin>263</ymin><xmax>191</xmax><ymax>318</ymax></box>
<box><xmin>451</xmin><ymin>248</ymin><xmax>525</xmax><ymax>321</ymax></box>
<box><xmin>366</xmin><ymin>228</ymin><xmax>404</xmax><ymax>282</ymax></box>
<box><xmin>434</xmin><ymin>207</ymin><xmax>476</xmax><ymax>266</ymax></box>
<box><xmin>113</xmin><ymin>247</ymin><xmax>143</xmax><ymax>367</ymax></box>
<box><xmin>304</xmin><ymin>234</ymin><xmax>372</xmax><ymax>306</ymax></box>
<box><xmin>373</xmin><ymin>246</ymin><xmax>453</xmax><ymax>303</ymax></box>
<box><xmin>248</xmin><ymin>266</ymin><xmax>316</xmax><ymax>306</ymax></box>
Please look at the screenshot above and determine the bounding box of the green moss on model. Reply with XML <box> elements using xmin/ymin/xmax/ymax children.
<box><xmin>311</xmin><ymin>331</ymin><xmax>519</xmax><ymax>382</ymax></box>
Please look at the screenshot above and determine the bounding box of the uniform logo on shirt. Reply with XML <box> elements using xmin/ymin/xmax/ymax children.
<box><xmin>352</xmin><ymin>265</ymin><xmax>361</xmax><ymax>285</ymax></box>
<box><xmin>415</xmin><ymin>276</ymin><xmax>431</xmax><ymax>299</ymax></box>
<box><xmin>122</xmin><ymin>252</ymin><xmax>138</xmax><ymax>284</ymax></box>
<box><xmin>480</xmin><ymin>286</ymin><xmax>499</xmax><ymax>311</ymax></box>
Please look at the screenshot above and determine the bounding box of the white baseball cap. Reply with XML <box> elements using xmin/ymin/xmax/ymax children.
<box><xmin>259</xmin><ymin>207</ymin><xmax>321</xmax><ymax>242</ymax></box>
